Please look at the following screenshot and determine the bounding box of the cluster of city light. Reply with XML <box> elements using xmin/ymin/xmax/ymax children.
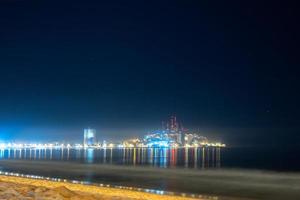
<box><xmin>0</xmin><ymin>143</ymin><xmax>76</xmax><ymax>150</ymax></box>
<box><xmin>0</xmin><ymin>129</ymin><xmax>225</xmax><ymax>150</ymax></box>
<box><xmin>0</xmin><ymin>141</ymin><xmax>225</xmax><ymax>149</ymax></box>
<box><xmin>184</xmin><ymin>142</ymin><xmax>226</xmax><ymax>148</ymax></box>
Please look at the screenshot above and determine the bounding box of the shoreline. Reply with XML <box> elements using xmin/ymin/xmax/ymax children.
<box><xmin>0</xmin><ymin>174</ymin><xmax>200</xmax><ymax>200</ymax></box>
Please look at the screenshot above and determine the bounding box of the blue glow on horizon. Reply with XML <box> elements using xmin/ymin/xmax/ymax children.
<box><xmin>147</xmin><ymin>140</ymin><xmax>169</xmax><ymax>148</ymax></box>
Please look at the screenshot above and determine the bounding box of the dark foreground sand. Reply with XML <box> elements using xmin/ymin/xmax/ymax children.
<box><xmin>0</xmin><ymin>175</ymin><xmax>200</xmax><ymax>200</ymax></box>
<box><xmin>1</xmin><ymin>160</ymin><xmax>300</xmax><ymax>200</ymax></box>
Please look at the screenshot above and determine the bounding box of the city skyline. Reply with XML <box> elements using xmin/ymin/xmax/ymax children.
<box><xmin>0</xmin><ymin>115</ymin><xmax>225</xmax><ymax>146</ymax></box>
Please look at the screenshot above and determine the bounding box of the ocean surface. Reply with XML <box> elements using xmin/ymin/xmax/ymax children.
<box><xmin>0</xmin><ymin>146</ymin><xmax>299</xmax><ymax>171</ymax></box>
<box><xmin>1</xmin><ymin>146</ymin><xmax>300</xmax><ymax>199</ymax></box>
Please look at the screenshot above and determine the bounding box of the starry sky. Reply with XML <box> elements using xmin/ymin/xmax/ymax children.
<box><xmin>0</xmin><ymin>1</ymin><xmax>299</xmax><ymax>146</ymax></box>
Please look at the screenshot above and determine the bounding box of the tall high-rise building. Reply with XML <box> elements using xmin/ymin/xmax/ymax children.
<box><xmin>169</xmin><ymin>115</ymin><xmax>179</xmax><ymax>132</ymax></box>
<box><xmin>83</xmin><ymin>128</ymin><xmax>96</xmax><ymax>147</ymax></box>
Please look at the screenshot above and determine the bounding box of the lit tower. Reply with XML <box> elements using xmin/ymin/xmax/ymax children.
<box><xmin>170</xmin><ymin>116</ymin><xmax>174</xmax><ymax>132</ymax></box>
<box><xmin>83</xmin><ymin>128</ymin><xmax>97</xmax><ymax>147</ymax></box>
<box><xmin>174</xmin><ymin>115</ymin><xmax>178</xmax><ymax>132</ymax></box>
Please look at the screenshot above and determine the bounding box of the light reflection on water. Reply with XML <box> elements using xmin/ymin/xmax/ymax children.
<box><xmin>0</xmin><ymin>147</ymin><xmax>221</xmax><ymax>169</ymax></box>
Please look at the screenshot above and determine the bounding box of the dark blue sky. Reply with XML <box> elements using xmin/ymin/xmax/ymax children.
<box><xmin>0</xmin><ymin>1</ymin><xmax>299</xmax><ymax>146</ymax></box>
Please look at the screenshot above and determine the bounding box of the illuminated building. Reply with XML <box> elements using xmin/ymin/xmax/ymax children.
<box><xmin>184</xmin><ymin>134</ymin><xmax>208</xmax><ymax>146</ymax></box>
<box><xmin>144</xmin><ymin>131</ymin><xmax>177</xmax><ymax>147</ymax></box>
<box><xmin>83</xmin><ymin>128</ymin><xmax>97</xmax><ymax>147</ymax></box>
<box><xmin>146</xmin><ymin>139</ymin><xmax>169</xmax><ymax>148</ymax></box>
<box><xmin>143</xmin><ymin>116</ymin><xmax>215</xmax><ymax>147</ymax></box>
<box><xmin>168</xmin><ymin>133</ymin><xmax>183</xmax><ymax>145</ymax></box>
<box><xmin>123</xmin><ymin>138</ymin><xmax>142</xmax><ymax>147</ymax></box>
<box><xmin>159</xmin><ymin>115</ymin><xmax>185</xmax><ymax>145</ymax></box>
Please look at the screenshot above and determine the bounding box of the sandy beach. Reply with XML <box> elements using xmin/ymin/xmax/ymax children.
<box><xmin>0</xmin><ymin>175</ymin><xmax>202</xmax><ymax>200</ymax></box>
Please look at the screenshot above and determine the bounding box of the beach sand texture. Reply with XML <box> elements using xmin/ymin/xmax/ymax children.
<box><xmin>0</xmin><ymin>175</ymin><xmax>199</xmax><ymax>200</ymax></box>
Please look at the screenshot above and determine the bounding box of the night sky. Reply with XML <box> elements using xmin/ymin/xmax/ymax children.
<box><xmin>0</xmin><ymin>1</ymin><xmax>299</xmax><ymax>146</ymax></box>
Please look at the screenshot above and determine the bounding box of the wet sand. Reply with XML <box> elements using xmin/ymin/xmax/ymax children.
<box><xmin>1</xmin><ymin>160</ymin><xmax>300</xmax><ymax>199</ymax></box>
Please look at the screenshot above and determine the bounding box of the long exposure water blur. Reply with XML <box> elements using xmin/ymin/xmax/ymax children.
<box><xmin>0</xmin><ymin>147</ymin><xmax>221</xmax><ymax>169</ymax></box>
